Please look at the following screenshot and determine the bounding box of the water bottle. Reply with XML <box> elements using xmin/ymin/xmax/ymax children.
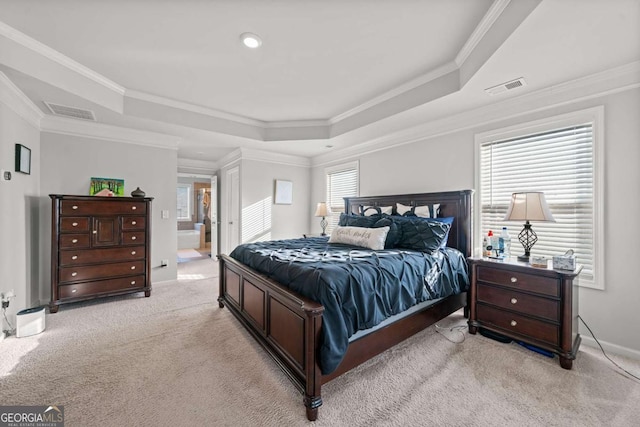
<box><xmin>500</xmin><ymin>227</ymin><xmax>511</xmax><ymax>258</ymax></box>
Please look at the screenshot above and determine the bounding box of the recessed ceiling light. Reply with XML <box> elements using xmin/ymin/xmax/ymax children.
<box><xmin>240</xmin><ymin>33</ymin><xmax>262</xmax><ymax>49</ymax></box>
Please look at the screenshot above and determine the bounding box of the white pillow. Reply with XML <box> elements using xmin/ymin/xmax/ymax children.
<box><xmin>396</xmin><ymin>202</ymin><xmax>413</xmax><ymax>215</ymax></box>
<box><xmin>329</xmin><ymin>226</ymin><xmax>390</xmax><ymax>250</ymax></box>
<box><xmin>414</xmin><ymin>203</ymin><xmax>441</xmax><ymax>218</ymax></box>
<box><xmin>362</xmin><ymin>205</ymin><xmax>393</xmax><ymax>216</ymax></box>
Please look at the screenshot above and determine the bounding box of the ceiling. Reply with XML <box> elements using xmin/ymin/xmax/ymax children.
<box><xmin>0</xmin><ymin>0</ymin><xmax>639</xmax><ymax>165</ymax></box>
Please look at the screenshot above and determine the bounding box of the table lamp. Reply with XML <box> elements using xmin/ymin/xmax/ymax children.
<box><xmin>503</xmin><ymin>192</ymin><xmax>555</xmax><ymax>262</ymax></box>
<box><xmin>314</xmin><ymin>202</ymin><xmax>331</xmax><ymax>236</ymax></box>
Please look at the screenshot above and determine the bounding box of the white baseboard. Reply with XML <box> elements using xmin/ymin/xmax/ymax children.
<box><xmin>581</xmin><ymin>335</ymin><xmax>640</xmax><ymax>361</ymax></box>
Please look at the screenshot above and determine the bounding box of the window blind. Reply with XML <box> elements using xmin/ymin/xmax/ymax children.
<box><xmin>480</xmin><ymin>124</ymin><xmax>594</xmax><ymax>282</ymax></box>
<box><xmin>326</xmin><ymin>165</ymin><xmax>358</xmax><ymax>232</ymax></box>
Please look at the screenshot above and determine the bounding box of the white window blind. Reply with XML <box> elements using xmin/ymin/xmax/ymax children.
<box><xmin>176</xmin><ymin>184</ymin><xmax>191</xmax><ymax>220</ymax></box>
<box><xmin>326</xmin><ymin>163</ymin><xmax>358</xmax><ymax>232</ymax></box>
<box><xmin>480</xmin><ymin>123</ymin><xmax>595</xmax><ymax>283</ymax></box>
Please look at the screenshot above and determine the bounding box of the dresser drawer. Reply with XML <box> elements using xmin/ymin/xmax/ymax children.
<box><xmin>477</xmin><ymin>304</ymin><xmax>559</xmax><ymax>346</ymax></box>
<box><xmin>122</xmin><ymin>231</ymin><xmax>146</xmax><ymax>245</ymax></box>
<box><xmin>59</xmin><ymin>246</ymin><xmax>145</xmax><ymax>266</ymax></box>
<box><xmin>477</xmin><ymin>266</ymin><xmax>559</xmax><ymax>297</ymax></box>
<box><xmin>59</xmin><ymin>260</ymin><xmax>145</xmax><ymax>283</ymax></box>
<box><xmin>58</xmin><ymin>275</ymin><xmax>146</xmax><ymax>299</ymax></box>
<box><xmin>60</xmin><ymin>217</ymin><xmax>89</xmax><ymax>232</ymax></box>
<box><xmin>61</xmin><ymin>200</ymin><xmax>147</xmax><ymax>215</ymax></box>
<box><xmin>122</xmin><ymin>216</ymin><xmax>146</xmax><ymax>230</ymax></box>
<box><xmin>59</xmin><ymin>234</ymin><xmax>91</xmax><ymax>249</ymax></box>
<box><xmin>476</xmin><ymin>284</ymin><xmax>559</xmax><ymax>321</ymax></box>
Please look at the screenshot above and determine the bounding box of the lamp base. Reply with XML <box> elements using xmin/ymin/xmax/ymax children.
<box><xmin>517</xmin><ymin>255</ymin><xmax>530</xmax><ymax>262</ymax></box>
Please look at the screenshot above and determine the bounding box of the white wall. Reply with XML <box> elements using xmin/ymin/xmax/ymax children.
<box><xmin>0</xmin><ymin>101</ymin><xmax>40</xmax><ymax>329</ymax></box>
<box><xmin>311</xmin><ymin>87</ymin><xmax>640</xmax><ymax>357</ymax></box>
<box><xmin>39</xmin><ymin>133</ymin><xmax>178</xmax><ymax>306</ymax></box>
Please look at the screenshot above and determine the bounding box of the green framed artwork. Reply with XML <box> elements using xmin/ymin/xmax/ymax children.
<box><xmin>90</xmin><ymin>177</ymin><xmax>125</xmax><ymax>196</ymax></box>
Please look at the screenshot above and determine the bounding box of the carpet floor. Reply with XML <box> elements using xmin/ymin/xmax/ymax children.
<box><xmin>1</xmin><ymin>258</ymin><xmax>639</xmax><ymax>426</ymax></box>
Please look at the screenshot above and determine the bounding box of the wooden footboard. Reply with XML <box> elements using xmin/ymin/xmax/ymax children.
<box><xmin>219</xmin><ymin>254</ymin><xmax>466</xmax><ymax>421</ymax></box>
<box><xmin>218</xmin><ymin>254</ymin><xmax>325</xmax><ymax>420</ymax></box>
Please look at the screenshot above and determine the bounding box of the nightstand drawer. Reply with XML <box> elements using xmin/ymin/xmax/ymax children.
<box><xmin>477</xmin><ymin>266</ymin><xmax>559</xmax><ymax>297</ymax></box>
<box><xmin>476</xmin><ymin>284</ymin><xmax>559</xmax><ymax>321</ymax></box>
<box><xmin>477</xmin><ymin>304</ymin><xmax>559</xmax><ymax>346</ymax></box>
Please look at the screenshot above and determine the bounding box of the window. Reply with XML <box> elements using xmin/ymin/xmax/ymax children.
<box><xmin>476</xmin><ymin>108</ymin><xmax>603</xmax><ymax>289</ymax></box>
<box><xmin>325</xmin><ymin>161</ymin><xmax>359</xmax><ymax>233</ymax></box>
<box><xmin>177</xmin><ymin>184</ymin><xmax>191</xmax><ymax>221</ymax></box>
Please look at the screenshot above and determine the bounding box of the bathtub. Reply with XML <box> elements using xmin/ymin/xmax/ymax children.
<box><xmin>177</xmin><ymin>229</ymin><xmax>201</xmax><ymax>249</ymax></box>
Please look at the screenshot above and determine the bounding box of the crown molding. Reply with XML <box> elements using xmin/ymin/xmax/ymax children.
<box><xmin>219</xmin><ymin>149</ymin><xmax>242</xmax><ymax>170</ymax></box>
<box><xmin>0</xmin><ymin>71</ymin><xmax>44</xmax><ymax>128</ymax></box>
<box><xmin>177</xmin><ymin>158</ymin><xmax>218</xmax><ymax>174</ymax></box>
<box><xmin>311</xmin><ymin>61</ymin><xmax>640</xmax><ymax>167</ymax></box>
<box><xmin>0</xmin><ymin>21</ymin><xmax>125</xmax><ymax>96</ymax></box>
<box><xmin>455</xmin><ymin>0</ymin><xmax>511</xmax><ymax>66</ymax></box>
<box><xmin>40</xmin><ymin>115</ymin><xmax>180</xmax><ymax>150</ymax></box>
<box><xmin>239</xmin><ymin>147</ymin><xmax>311</xmax><ymax>168</ymax></box>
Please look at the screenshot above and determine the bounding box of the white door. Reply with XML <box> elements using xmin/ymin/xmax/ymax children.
<box><xmin>210</xmin><ymin>175</ymin><xmax>218</xmax><ymax>256</ymax></box>
<box><xmin>226</xmin><ymin>167</ymin><xmax>240</xmax><ymax>253</ymax></box>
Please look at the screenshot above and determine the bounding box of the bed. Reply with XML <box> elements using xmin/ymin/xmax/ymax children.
<box><xmin>218</xmin><ymin>190</ymin><xmax>473</xmax><ymax>420</ymax></box>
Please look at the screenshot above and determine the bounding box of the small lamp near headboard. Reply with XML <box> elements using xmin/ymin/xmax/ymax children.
<box><xmin>314</xmin><ymin>202</ymin><xmax>331</xmax><ymax>236</ymax></box>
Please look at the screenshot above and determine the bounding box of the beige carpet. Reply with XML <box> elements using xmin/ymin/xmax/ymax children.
<box><xmin>1</xmin><ymin>257</ymin><xmax>639</xmax><ymax>426</ymax></box>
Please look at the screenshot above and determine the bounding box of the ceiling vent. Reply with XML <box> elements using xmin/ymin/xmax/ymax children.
<box><xmin>484</xmin><ymin>77</ymin><xmax>527</xmax><ymax>96</ymax></box>
<box><xmin>44</xmin><ymin>102</ymin><xmax>96</xmax><ymax>121</ymax></box>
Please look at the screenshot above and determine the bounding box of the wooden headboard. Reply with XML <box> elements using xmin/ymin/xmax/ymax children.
<box><xmin>344</xmin><ymin>190</ymin><xmax>473</xmax><ymax>257</ymax></box>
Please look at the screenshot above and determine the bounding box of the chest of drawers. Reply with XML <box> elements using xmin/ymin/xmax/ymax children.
<box><xmin>467</xmin><ymin>258</ymin><xmax>582</xmax><ymax>369</ymax></box>
<box><xmin>50</xmin><ymin>195</ymin><xmax>153</xmax><ymax>312</ymax></box>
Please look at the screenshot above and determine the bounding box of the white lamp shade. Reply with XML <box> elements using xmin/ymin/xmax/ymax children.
<box><xmin>314</xmin><ymin>202</ymin><xmax>331</xmax><ymax>217</ymax></box>
<box><xmin>504</xmin><ymin>192</ymin><xmax>555</xmax><ymax>222</ymax></box>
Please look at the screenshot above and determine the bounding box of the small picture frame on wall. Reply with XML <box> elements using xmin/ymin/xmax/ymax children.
<box><xmin>274</xmin><ymin>179</ymin><xmax>293</xmax><ymax>204</ymax></box>
<box><xmin>15</xmin><ymin>144</ymin><xmax>31</xmax><ymax>175</ymax></box>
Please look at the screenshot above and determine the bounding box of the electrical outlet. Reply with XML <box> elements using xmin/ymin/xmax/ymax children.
<box><xmin>160</xmin><ymin>259</ymin><xmax>169</xmax><ymax>267</ymax></box>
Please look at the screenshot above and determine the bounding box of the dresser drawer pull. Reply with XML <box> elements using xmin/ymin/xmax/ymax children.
<box><xmin>72</xmin><ymin>239</ymin><xmax>78</xmax><ymax>243</ymax></box>
<box><xmin>510</xmin><ymin>298</ymin><xmax>518</xmax><ymax>304</ymax></box>
<box><xmin>72</xmin><ymin>205</ymin><xmax>78</xmax><ymax>210</ymax></box>
<box><xmin>132</xmin><ymin>221</ymin><xmax>137</xmax><ymax>225</ymax></box>
<box><xmin>93</xmin><ymin>230</ymin><xmax>97</xmax><ymax>234</ymax></box>
<box><xmin>72</xmin><ymin>222</ymin><xmax>78</xmax><ymax>227</ymax></box>
<box><xmin>131</xmin><ymin>236</ymin><xmax>137</xmax><ymax>240</ymax></box>
<box><xmin>131</xmin><ymin>280</ymin><xmax>136</xmax><ymax>285</ymax></box>
<box><xmin>71</xmin><ymin>288</ymin><xmax>77</xmax><ymax>293</ymax></box>
<box><xmin>72</xmin><ymin>255</ymin><xmax>78</xmax><ymax>260</ymax></box>
<box><xmin>131</xmin><ymin>251</ymin><xmax>136</xmax><ymax>255</ymax></box>
<box><xmin>510</xmin><ymin>320</ymin><xmax>517</xmax><ymax>327</ymax></box>
<box><xmin>71</xmin><ymin>272</ymin><xmax>77</xmax><ymax>277</ymax></box>
<box><xmin>510</xmin><ymin>277</ymin><xmax>518</xmax><ymax>283</ymax></box>
<box><xmin>131</xmin><ymin>266</ymin><xmax>136</xmax><ymax>270</ymax></box>
<box><xmin>132</xmin><ymin>206</ymin><xmax>137</xmax><ymax>210</ymax></box>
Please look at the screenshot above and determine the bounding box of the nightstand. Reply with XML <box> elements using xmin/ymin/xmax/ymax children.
<box><xmin>467</xmin><ymin>257</ymin><xmax>582</xmax><ymax>369</ymax></box>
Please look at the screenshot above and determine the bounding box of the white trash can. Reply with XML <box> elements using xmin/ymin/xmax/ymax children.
<box><xmin>16</xmin><ymin>307</ymin><xmax>46</xmax><ymax>338</ymax></box>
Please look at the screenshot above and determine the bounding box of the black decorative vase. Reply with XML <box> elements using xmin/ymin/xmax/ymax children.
<box><xmin>131</xmin><ymin>187</ymin><xmax>146</xmax><ymax>197</ymax></box>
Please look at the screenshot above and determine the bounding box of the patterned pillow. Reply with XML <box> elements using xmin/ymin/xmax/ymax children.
<box><xmin>329</xmin><ymin>226</ymin><xmax>390</xmax><ymax>250</ymax></box>
<box><xmin>339</xmin><ymin>213</ymin><xmax>378</xmax><ymax>227</ymax></box>
<box><xmin>340</xmin><ymin>213</ymin><xmax>399</xmax><ymax>248</ymax></box>
<box><xmin>392</xmin><ymin>216</ymin><xmax>451</xmax><ymax>253</ymax></box>
<box><xmin>361</xmin><ymin>205</ymin><xmax>393</xmax><ymax>216</ymax></box>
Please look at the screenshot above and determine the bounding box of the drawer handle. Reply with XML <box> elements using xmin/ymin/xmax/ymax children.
<box><xmin>132</xmin><ymin>221</ymin><xmax>137</xmax><ymax>225</ymax></box>
<box><xmin>71</xmin><ymin>288</ymin><xmax>77</xmax><ymax>293</ymax></box>
<box><xmin>510</xmin><ymin>320</ymin><xmax>517</xmax><ymax>327</ymax></box>
<box><xmin>71</xmin><ymin>272</ymin><xmax>77</xmax><ymax>277</ymax></box>
<box><xmin>72</xmin><ymin>239</ymin><xmax>78</xmax><ymax>243</ymax></box>
<box><xmin>72</xmin><ymin>205</ymin><xmax>78</xmax><ymax>210</ymax></box>
<box><xmin>72</xmin><ymin>255</ymin><xmax>78</xmax><ymax>260</ymax></box>
<box><xmin>131</xmin><ymin>280</ymin><xmax>136</xmax><ymax>285</ymax></box>
<box><xmin>131</xmin><ymin>266</ymin><xmax>136</xmax><ymax>270</ymax></box>
<box><xmin>72</xmin><ymin>222</ymin><xmax>78</xmax><ymax>227</ymax></box>
<box><xmin>510</xmin><ymin>277</ymin><xmax>518</xmax><ymax>283</ymax></box>
<box><xmin>93</xmin><ymin>230</ymin><xmax>97</xmax><ymax>234</ymax></box>
<box><xmin>510</xmin><ymin>298</ymin><xmax>518</xmax><ymax>304</ymax></box>
<box><xmin>131</xmin><ymin>236</ymin><xmax>137</xmax><ymax>240</ymax></box>
<box><xmin>132</xmin><ymin>206</ymin><xmax>137</xmax><ymax>210</ymax></box>
<box><xmin>131</xmin><ymin>251</ymin><xmax>136</xmax><ymax>255</ymax></box>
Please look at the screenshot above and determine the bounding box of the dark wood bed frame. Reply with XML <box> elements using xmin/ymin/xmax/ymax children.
<box><xmin>218</xmin><ymin>190</ymin><xmax>473</xmax><ymax>421</ymax></box>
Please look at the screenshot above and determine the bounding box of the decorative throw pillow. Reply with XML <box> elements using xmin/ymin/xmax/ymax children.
<box><xmin>329</xmin><ymin>226</ymin><xmax>390</xmax><ymax>250</ymax></box>
<box><xmin>340</xmin><ymin>213</ymin><xmax>399</xmax><ymax>248</ymax></box>
<box><xmin>339</xmin><ymin>213</ymin><xmax>378</xmax><ymax>228</ymax></box>
<box><xmin>391</xmin><ymin>216</ymin><xmax>451</xmax><ymax>253</ymax></box>
<box><xmin>373</xmin><ymin>216</ymin><xmax>401</xmax><ymax>248</ymax></box>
